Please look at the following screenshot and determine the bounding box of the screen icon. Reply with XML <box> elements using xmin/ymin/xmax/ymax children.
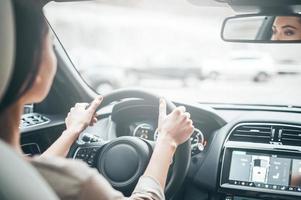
<box><xmin>268</xmin><ymin>157</ymin><xmax>290</xmax><ymax>186</ymax></box>
<box><xmin>291</xmin><ymin>160</ymin><xmax>301</xmax><ymax>187</ymax></box>
<box><xmin>272</xmin><ymin>173</ymin><xmax>280</xmax><ymax>179</ymax></box>
<box><xmin>255</xmin><ymin>183</ymin><xmax>262</xmax><ymax>188</ymax></box>
<box><xmin>251</xmin><ymin>156</ymin><xmax>270</xmax><ymax>183</ymax></box>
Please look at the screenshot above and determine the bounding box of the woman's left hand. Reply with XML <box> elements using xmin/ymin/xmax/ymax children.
<box><xmin>65</xmin><ymin>96</ymin><xmax>103</xmax><ymax>137</ymax></box>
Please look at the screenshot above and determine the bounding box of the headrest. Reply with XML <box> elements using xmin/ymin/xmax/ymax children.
<box><xmin>0</xmin><ymin>0</ymin><xmax>15</xmax><ymax>101</ymax></box>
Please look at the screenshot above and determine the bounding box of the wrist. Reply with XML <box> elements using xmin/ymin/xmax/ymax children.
<box><xmin>156</xmin><ymin>132</ymin><xmax>177</xmax><ymax>152</ymax></box>
<box><xmin>62</xmin><ymin>128</ymin><xmax>81</xmax><ymax>140</ymax></box>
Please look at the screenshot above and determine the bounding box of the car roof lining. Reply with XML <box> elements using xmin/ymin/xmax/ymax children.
<box><xmin>187</xmin><ymin>0</ymin><xmax>301</xmax><ymax>14</ymax></box>
<box><xmin>41</xmin><ymin>0</ymin><xmax>301</xmax><ymax>14</ymax></box>
<box><xmin>218</xmin><ymin>0</ymin><xmax>301</xmax><ymax>14</ymax></box>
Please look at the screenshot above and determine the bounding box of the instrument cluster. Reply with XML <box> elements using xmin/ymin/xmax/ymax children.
<box><xmin>130</xmin><ymin>121</ymin><xmax>207</xmax><ymax>155</ymax></box>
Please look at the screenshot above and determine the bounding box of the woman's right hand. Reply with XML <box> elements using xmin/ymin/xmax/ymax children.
<box><xmin>141</xmin><ymin>98</ymin><xmax>195</xmax><ymax>189</ymax></box>
<box><xmin>156</xmin><ymin>98</ymin><xmax>194</xmax><ymax>148</ymax></box>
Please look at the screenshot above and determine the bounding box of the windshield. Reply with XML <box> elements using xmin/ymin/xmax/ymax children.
<box><xmin>44</xmin><ymin>1</ymin><xmax>301</xmax><ymax>107</ymax></box>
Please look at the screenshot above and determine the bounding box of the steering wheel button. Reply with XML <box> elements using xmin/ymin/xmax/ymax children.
<box><xmin>87</xmin><ymin>159</ymin><xmax>94</xmax><ymax>165</ymax></box>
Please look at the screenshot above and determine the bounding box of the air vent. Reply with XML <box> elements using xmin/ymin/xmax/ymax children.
<box><xmin>229</xmin><ymin>124</ymin><xmax>273</xmax><ymax>143</ymax></box>
<box><xmin>21</xmin><ymin>143</ymin><xmax>41</xmax><ymax>156</ymax></box>
<box><xmin>20</xmin><ymin>113</ymin><xmax>50</xmax><ymax>129</ymax></box>
<box><xmin>280</xmin><ymin>126</ymin><xmax>301</xmax><ymax>146</ymax></box>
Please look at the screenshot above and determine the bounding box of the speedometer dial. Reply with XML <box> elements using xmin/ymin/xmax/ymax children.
<box><xmin>133</xmin><ymin>123</ymin><xmax>154</xmax><ymax>140</ymax></box>
<box><xmin>190</xmin><ymin>128</ymin><xmax>206</xmax><ymax>155</ymax></box>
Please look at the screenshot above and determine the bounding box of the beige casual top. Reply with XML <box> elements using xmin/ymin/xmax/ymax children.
<box><xmin>30</xmin><ymin>156</ymin><xmax>165</xmax><ymax>200</ymax></box>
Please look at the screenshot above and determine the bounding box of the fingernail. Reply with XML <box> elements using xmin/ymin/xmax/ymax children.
<box><xmin>96</xmin><ymin>96</ymin><xmax>102</xmax><ymax>102</ymax></box>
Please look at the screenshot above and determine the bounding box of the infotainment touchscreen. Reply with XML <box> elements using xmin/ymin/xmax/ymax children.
<box><xmin>226</xmin><ymin>150</ymin><xmax>301</xmax><ymax>192</ymax></box>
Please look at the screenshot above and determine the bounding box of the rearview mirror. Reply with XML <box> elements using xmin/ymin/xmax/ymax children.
<box><xmin>221</xmin><ymin>14</ymin><xmax>301</xmax><ymax>43</ymax></box>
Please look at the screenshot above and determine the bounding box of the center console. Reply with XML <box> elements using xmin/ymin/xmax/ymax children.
<box><xmin>220</xmin><ymin>123</ymin><xmax>301</xmax><ymax>200</ymax></box>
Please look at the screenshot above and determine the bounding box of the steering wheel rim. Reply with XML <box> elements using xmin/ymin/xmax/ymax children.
<box><xmin>99</xmin><ymin>88</ymin><xmax>191</xmax><ymax>198</ymax></box>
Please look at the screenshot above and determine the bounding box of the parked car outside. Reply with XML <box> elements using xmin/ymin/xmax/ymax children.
<box><xmin>275</xmin><ymin>59</ymin><xmax>301</xmax><ymax>75</ymax></box>
<box><xmin>202</xmin><ymin>51</ymin><xmax>277</xmax><ymax>82</ymax></box>
<box><xmin>126</xmin><ymin>54</ymin><xmax>203</xmax><ymax>86</ymax></box>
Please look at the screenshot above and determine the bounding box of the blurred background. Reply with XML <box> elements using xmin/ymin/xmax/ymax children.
<box><xmin>44</xmin><ymin>0</ymin><xmax>301</xmax><ymax>106</ymax></box>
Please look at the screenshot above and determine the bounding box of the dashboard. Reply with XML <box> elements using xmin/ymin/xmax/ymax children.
<box><xmin>19</xmin><ymin>100</ymin><xmax>301</xmax><ymax>200</ymax></box>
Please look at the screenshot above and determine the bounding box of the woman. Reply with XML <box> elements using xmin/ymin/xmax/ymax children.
<box><xmin>271</xmin><ymin>16</ymin><xmax>301</xmax><ymax>41</ymax></box>
<box><xmin>0</xmin><ymin>0</ymin><xmax>194</xmax><ymax>199</ymax></box>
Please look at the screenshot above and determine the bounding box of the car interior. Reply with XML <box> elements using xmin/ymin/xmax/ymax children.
<box><xmin>2</xmin><ymin>0</ymin><xmax>301</xmax><ymax>200</ymax></box>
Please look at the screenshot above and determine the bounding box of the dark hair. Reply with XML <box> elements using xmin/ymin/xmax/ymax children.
<box><xmin>0</xmin><ymin>0</ymin><xmax>49</xmax><ymax>112</ymax></box>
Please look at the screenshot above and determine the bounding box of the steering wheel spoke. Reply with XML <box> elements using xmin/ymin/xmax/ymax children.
<box><xmin>68</xmin><ymin>139</ymin><xmax>108</xmax><ymax>166</ymax></box>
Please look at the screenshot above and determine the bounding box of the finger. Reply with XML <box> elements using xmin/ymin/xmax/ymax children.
<box><xmin>183</xmin><ymin>112</ymin><xmax>191</xmax><ymax>119</ymax></box>
<box><xmin>186</xmin><ymin>126</ymin><xmax>195</xmax><ymax>135</ymax></box>
<box><xmin>89</xmin><ymin>117</ymin><xmax>97</xmax><ymax>123</ymax></box>
<box><xmin>173</xmin><ymin>106</ymin><xmax>186</xmax><ymax>116</ymax></box>
<box><xmin>90</xmin><ymin>117</ymin><xmax>98</xmax><ymax>126</ymax></box>
<box><xmin>75</xmin><ymin>103</ymin><xmax>89</xmax><ymax>108</ymax></box>
<box><xmin>178</xmin><ymin>106</ymin><xmax>186</xmax><ymax>113</ymax></box>
<box><xmin>186</xmin><ymin>119</ymin><xmax>193</xmax><ymax>126</ymax></box>
<box><xmin>87</xmin><ymin>96</ymin><xmax>103</xmax><ymax>114</ymax></box>
<box><xmin>158</xmin><ymin>98</ymin><xmax>167</xmax><ymax>124</ymax></box>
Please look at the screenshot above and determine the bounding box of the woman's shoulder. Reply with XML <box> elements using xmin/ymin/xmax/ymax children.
<box><xmin>31</xmin><ymin>156</ymin><xmax>97</xmax><ymax>182</ymax></box>
<box><xmin>30</xmin><ymin>156</ymin><xmax>100</xmax><ymax>199</ymax></box>
<box><xmin>31</xmin><ymin>156</ymin><xmax>125</xmax><ymax>200</ymax></box>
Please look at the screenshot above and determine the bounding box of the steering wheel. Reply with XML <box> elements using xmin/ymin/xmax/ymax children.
<box><xmin>68</xmin><ymin>89</ymin><xmax>191</xmax><ymax>199</ymax></box>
